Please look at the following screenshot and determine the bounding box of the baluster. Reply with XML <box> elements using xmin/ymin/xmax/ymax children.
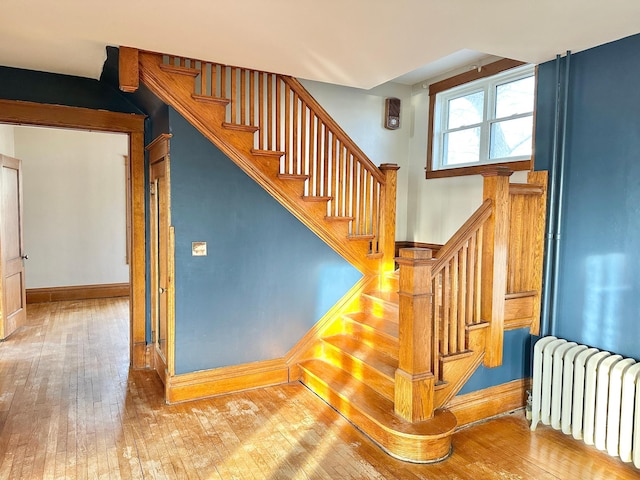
<box><xmin>267</xmin><ymin>75</ymin><xmax>273</xmax><ymax>150</ymax></box>
<box><xmin>475</xmin><ymin>226</ymin><xmax>483</xmax><ymax>325</ymax></box>
<box><xmin>276</xmin><ymin>78</ymin><xmax>282</xmax><ymax>153</ymax></box>
<box><xmin>308</xmin><ymin>114</ymin><xmax>315</xmax><ymax>195</ymax></box>
<box><xmin>331</xmin><ymin>134</ymin><xmax>337</xmax><ymax>215</ymax></box>
<box><xmin>258</xmin><ymin>72</ymin><xmax>264</xmax><ymax>149</ymax></box>
<box><xmin>316</xmin><ymin>120</ymin><xmax>323</xmax><ymax>196</ymax></box>
<box><xmin>240</xmin><ymin>69</ymin><xmax>246</xmax><ymax>125</ymax></box>
<box><xmin>442</xmin><ymin>263</ymin><xmax>450</xmax><ymax>356</ymax></box>
<box><xmin>323</xmin><ymin>126</ymin><xmax>329</xmax><ymax>198</ymax></box>
<box><xmin>432</xmin><ymin>274</ymin><xmax>441</xmax><ymax>381</ymax></box>
<box><xmin>212</xmin><ymin>64</ymin><xmax>219</xmax><ymax>97</ymax></box>
<box><xmin>467</xmin><ymin>234</ymin><xmax>476</xmax><ymax>326</ymax></box>
<box><xmin>293</xmin><ymin>92</ymin><xmax>299</xmax><ymax>176</ymax></box>
<box><xmin>350</xmin><ymin>151</ymin><xmax>356</xmax><ymax>224</ymax></box>
<box><xmin>230</xmin><ymin>68</ymin><xmax>237</xmax><ymax>124</ymax></box>
<box><xmin>221</xmin><ymin>65</ymin><xmax>227</xmax><ymax>99</ymax></box>
<box><xmin>458</xmin><ymin>244</ymin><xmax>467</xmax><ymax>350</ymax></box>
<box><xmin>247</xmin><ymin>71</ymin><xmax>254</xmax><ymax>127</ymax></box>
<box><xmin>450</xmin><ymin>254</ymin><xmax>459</xmax><ymax>353</ymax></box>
<box><xmin>200</xmin><ymin>62</ymin><xmax>206</xmax><ymax>96</ymax></box>
<box><xmin>338</xmin><ymin>145</ymin><xmax>346</xmax><ymax>217</ymax></box>
<box><xmin>284</xmin><ymin>83</ymin><xmax>291</xmax><ymax>173</ymax></box>
<box><xmin>300</xmin><ymin>102</ymin><xmax>307</xmax><ymax>177</ymax></box>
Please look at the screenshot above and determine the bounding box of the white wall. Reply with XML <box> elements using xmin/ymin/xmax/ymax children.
<box><xmin>300</xmin><ymin>79</ymin><xmax>412</xmax><ymax>240</ymax></box>
<box><xmin>0</xmin><ymin>124</ymin><xmax>15</xmax><ymax>156</ymax></box>
<box><xmin>405</xmin><ymin>74</ymin><xmax>527</xmax><ymax>245</ymax></box>
<box><xmin>14</xmin><ymin>126</ymin><xmax>129</xmax><ymax>288</ymax></box>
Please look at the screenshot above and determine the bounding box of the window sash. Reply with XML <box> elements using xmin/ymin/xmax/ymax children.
<box><xmin>432</xmin><ymin>65</ymin><xmax>535</xmax><ymax>172</ymax></box>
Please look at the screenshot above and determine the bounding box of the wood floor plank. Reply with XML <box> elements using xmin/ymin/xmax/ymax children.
<box><xmin>0</xmin><ymin>297</ymin><xmax>637</xmax><ymax>479</ymax></box>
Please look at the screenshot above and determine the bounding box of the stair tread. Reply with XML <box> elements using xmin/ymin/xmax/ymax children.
<box><xmin>302</xmin><ymin>195</ymin><xmax>332</xmax><ymax>202</ymax></box>
<box><xmin>159</xmin><ymin>63</ymin><xmax>199</xmax><ymax>77</ymax></box>
<box><xmin>222</xmin><ymin>122</ymin><xmax>259</xmax><ymax>133</ymax></box>
<box><xmin>363</xmin><ymin>290</ymin><xmax>399</xmax><ymax>306</ymax></box>
<box><xmin>325</xmin><ymin>216</ymin><xmax>354</xmax><ymax>222</ymax></box>
<box><xmin>278</xmin><ymin>173</ymin><xmax>309</xmax><ymax>181</ymax></box>
<box><xmin>191</xmin><ymin>94</ymin><xmax>230</xmax><ymax>106</ymax></box>
<box><xmin>252</xmin><ymin>149</ymin><xmax>285</xmax><ymax>158</ymax></box>
<box><xmin>345</xmin><ymin>312</ymin><xmax>399</xmax><ymax>338</ymax></box>
<box><xmin>299</xmin><ymin>359</ymin><xmax>456</xmax><ymax>436</ymax></box>
<box><xmin>323</xmin><ymin>335</ymin><xmax>397</xmax><ymax>378</ymax></box>
<box><xmin>348</xmin><ymin>234</ymin><xmax>375</xmax><ymax>240</ymax></box>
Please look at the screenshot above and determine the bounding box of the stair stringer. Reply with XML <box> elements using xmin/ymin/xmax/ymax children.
<box><xmin>138</xmin><ymin>51</ymin><xmax>379</xmax><ymax>275</ymax></box>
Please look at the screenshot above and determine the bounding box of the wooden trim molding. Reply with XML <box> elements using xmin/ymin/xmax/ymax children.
<box><xmin>166</xmin><ymin>359</ymin><xmax>289</xmax><ymax>404</ymax></box>
<box><xmin>26</xmin><ymin>283</ymin><xmax>129</xmax><ymax>304</ymax></box>
<box><xmin>425</xmin><ymin>59</ymin><xmax>533</xmax><ymax>179</ymax></box>
<box><xmin>0</xmin><ymin>99</ymin><xmax>147</xmax><ymax>369</ymax></box>
<box><xmin>447</xmin><ymin>378</ymin><xmax>531</xmax><ymax>428</ymax></box>
<box><xmin>394</xmin><ymin>241</ymin><xmax>442</xmax><ymax>260</ymax></box>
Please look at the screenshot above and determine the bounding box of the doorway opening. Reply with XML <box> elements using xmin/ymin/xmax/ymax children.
<box><xmin>0</xmin><ymin>99</ymin><xmax>146</xmax><ymax>367</ymax></box>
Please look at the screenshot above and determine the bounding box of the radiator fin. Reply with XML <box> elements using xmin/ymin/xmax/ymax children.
<box><xmin>531</xmin><ymin>336</ymin><xmax>639</xmax><ymax>469</ymax></box>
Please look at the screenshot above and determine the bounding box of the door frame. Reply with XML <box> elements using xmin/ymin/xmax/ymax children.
<box><xmin>0</xmin><ymin>99</ymin><xmax>147</xmax><ymax>368</ymax></box>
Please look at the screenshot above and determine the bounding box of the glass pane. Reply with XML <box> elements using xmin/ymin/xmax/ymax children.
<box><xmin>495</xmin><ymin>76</ymin><xmax>535</xmax><ymax>118</ymax></box>
<box><xmin>447</xmin><ymin>91</ymin><xmax>484</xmax><ymax>129</ymax></box>
<box><xmin>490</xmin><ymin>116</ymin><xmax>533</xmax><ymax>159</ymax></box>
<box><xmin>444</xmin><ymin>127</ymin><xmax>480</xmax><ymax>166</ymax></box>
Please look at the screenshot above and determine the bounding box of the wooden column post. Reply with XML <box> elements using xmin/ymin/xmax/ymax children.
<box><xmin>119</xmin><ymin>47</ymin><xmax>140</xmax><ymax>93</ymax></box>
<box><xmin>481</xmin><ymin>167</ymin><xmax>512</xmax><ymax>368</ymax></box>
<box><xmin>379</xmin><ymin>164</ymin><xmax>400</xmax><ymax>275</ymax></box>
<box><xmin>394</xmin><ymin>248</ymin><xmax>435</xmax><ymax>422</ymax></box>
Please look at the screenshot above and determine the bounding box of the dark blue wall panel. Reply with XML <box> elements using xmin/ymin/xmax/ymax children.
<box><xmin>458</xmin><ymin>328</ymin><xmax>532</xmax><ymax>395</ymax></box>
<box><xmin>535</xmin><ymin>34</ymin><xmax>640</xmax><ymax>360</ymax></box>
<box><xmin>168</xmin><ymin>108</ymin><xmax>362</xmax><ymax>374</ymax></box>
<box><xmin>0</xmin><ymin>65</ymin><xmax>141</xmax><ymax>114</ymax></box>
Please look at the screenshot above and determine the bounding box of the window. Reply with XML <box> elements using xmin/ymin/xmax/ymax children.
<box><xmin>426</xmin><ymin>59</ymin><xmax>535</xmax><ymax>178</ymax></box>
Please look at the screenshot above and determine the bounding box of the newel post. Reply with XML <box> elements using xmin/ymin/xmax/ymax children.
<box><xmin>119</xmin><ymin>47</ymin><xmax>140</xmax><ymax>93</ymax></box>
<box><xmin>379</xmin><ymin>164</ymin><xmax>400</xmax><ymax>274</ymax></box>
<box><xmin>481</xmin><ymin>167</ymin><xmax>512</xmax><ymax>368</ymax></box>
<box><xmin>394</xmin><ymin>248</ymin><xmax>436</xmax><ymax>422</ymax></box>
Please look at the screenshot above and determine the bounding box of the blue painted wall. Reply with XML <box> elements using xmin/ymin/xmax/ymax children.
<box><xmin>0</xmin><ymin>65</ymin><xmax>142</xmax><ymax>114</ymax></box>
<box><xmin>168</xmin><ymin>108</ymin><xmax>362</xmax><ymax>373</ymax></box>
<box><xmin>534</xmin><ymin>34</ymin><xmax>640</xmax><ymax>360</ymax></box>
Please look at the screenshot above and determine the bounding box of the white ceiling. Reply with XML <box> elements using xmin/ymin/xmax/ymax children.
<box><xmin>2</xmin><ymin>0</ymin><xmax>640</xmax><ymax>89</ymax></box>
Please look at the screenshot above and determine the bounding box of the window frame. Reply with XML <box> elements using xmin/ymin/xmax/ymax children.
<box><xmin>426</xmin><ymin>59</ymin><xmax>536</xmax><ymax>179</ymax></box>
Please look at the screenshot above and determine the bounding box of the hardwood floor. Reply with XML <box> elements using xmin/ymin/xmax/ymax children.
<box><xmin>0</xmin><ymin>298</ymin><xmax>637</xmax><ymax>479</ymax></box>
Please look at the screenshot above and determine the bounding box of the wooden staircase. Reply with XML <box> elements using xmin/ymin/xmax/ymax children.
<box><xmin>119</xmin><ymin>47</ymin><xmax>548</xmax><ymax>464</ymax></box>
<box><xmin>128</xmin><ymin>49</ymin><xmax>398</xmax><ymax>276</ymax></box>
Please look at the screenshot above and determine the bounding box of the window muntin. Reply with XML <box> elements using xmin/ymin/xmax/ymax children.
<box><xmin>432</xmin><ymin>65</ymin><xmax>535</xmax><ymax>172</ymax></box>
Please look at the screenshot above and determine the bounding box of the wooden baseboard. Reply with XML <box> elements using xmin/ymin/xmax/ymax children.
<box><xmin>166</xmin><ymin>358</ymin><xmax>289</xmax><ymax>404</ymax></box>
<box><xmin>446</xmin><ymin>378</ymin><xmax>531</xmax><ymax>428</ymax></box>
<box><xmin>26</xmin><ymin>283</ymin><xmax>129</xmax><ymax>304</ymax></box>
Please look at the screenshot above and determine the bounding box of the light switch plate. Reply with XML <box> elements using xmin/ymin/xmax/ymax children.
<box><xmin>192</xmin><ymin>242</ymin><xmax>207</xmax><ymax>256</ymax></box>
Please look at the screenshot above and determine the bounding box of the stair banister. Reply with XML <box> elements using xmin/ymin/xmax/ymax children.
<box><xmin>394</xmin><ymin>248</ymin><xmax>436</xmax><ymax>422</ymax></box>
<box><xmin>379</xmin><ymin>164</ymin><xmax>400</xmax><ymax>275</ymax></box>
<box><xmin>480</xmin><ymin>167</ymin><xmax>512</xmax><ymax>367</ymax></box>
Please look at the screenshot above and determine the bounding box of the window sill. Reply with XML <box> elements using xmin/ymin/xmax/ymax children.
<box><xmin>425</xmin><ymin>159</ymin><xmax>532</xmax><ymax>179</ymax></box>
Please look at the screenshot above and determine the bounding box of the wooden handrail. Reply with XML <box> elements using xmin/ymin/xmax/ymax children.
<box><xmin>432</xmin><ymin>199</ymin><xmax>493</xmax><ymax>273</ymax></box>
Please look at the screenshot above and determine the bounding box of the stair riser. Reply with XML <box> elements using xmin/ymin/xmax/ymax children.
<box><xmin>321</xmin><ymin>342</ymin><xmax>395</xmax><ymax>402</ymax></box>
<box><xmin>341</xmin><ymin>320</ymin><xmax>399</xmax><ymax>360</ymax></box>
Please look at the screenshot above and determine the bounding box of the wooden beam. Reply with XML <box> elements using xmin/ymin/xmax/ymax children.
<box><xmin>119</xmin><ymin>47</ymin><xmax>140</xmax><ymax>93</ymax></box>
<box><xmin>379</xmin><ymin>164</ymin><xmax>400</xmax><ymax>275</ymax></box>
<box><xmin>481</xmin><ymin>167</ymin><xmax>512</xmax><ymax>367</ymax></box>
